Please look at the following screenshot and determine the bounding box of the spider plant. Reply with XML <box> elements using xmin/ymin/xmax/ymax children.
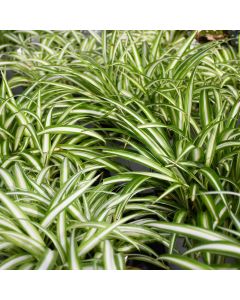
<box><xmin>0</xmin><ymin>30</ymin><xmax>240</xmax><ymax>269</ymax></box>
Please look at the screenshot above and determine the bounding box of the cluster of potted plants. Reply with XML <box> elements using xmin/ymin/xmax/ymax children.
<box><xmin>0</xmin><ymin>30</ymin><xmax>239</xmax><ymax>269</ymax></box>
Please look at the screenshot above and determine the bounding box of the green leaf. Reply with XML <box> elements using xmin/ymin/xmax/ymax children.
<box><xmin>147</xmin><ymin>222</ymin><xmax>236</xmax><ymax>242</ymax></box>
<box><xmin>184</xmin><ymin>242</ymin><xmax>240</xmax><ymax>259</ymax></box>
<box><xmin>35</xmin><ymin>249</ymin><xmax>57</xmax><ymax>270</ymax></box>
<box><xmin>160</xmin><ymin>254</ymin><xmax>213</xmax><ymax>270</ymax></box>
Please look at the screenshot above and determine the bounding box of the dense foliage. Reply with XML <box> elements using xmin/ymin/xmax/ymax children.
<box><xmin>0</xmin><ymin>30</ymin><xmax>240</xmax><ymax>269</ymax></box>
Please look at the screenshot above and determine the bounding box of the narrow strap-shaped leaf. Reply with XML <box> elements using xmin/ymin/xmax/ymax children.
<box><xmin>160</xmin><ymin>254</ymin><xmax>213</xmax><ymax>270</ymax></box>
<box><xmin>35</xmin><ymin>249</ymin><xmax>57</xmax><ymax>270</ymax></box>
<box><xmin>103</xmin><ymin>240</ymin><xmax>118</xmax><ymax>270</ymax></box>
<box><xmin>58</xmin><ymin>157</ymin><xmax>69</xmax><ymax>252</ymax></box>
<box><xmin>184</xmin><ymin>68</ymin><xmax>196</xmax><ymax>135</ymax></box>
<box><xmin>38</xmin><ymin>125</ymin><xmax>105</xmax><ymax>143</ymax></box>
<box><xmin>199</xmin><ymin>192</ymin><xmax>219</xmax><ymax>224</ymax></box>
<box><xmin>41</xmin><ymin>175</ymin><xmax>100</xmax><ymax>228</ymax></box>
<box><xmin>0</xmin><ymin>254</ymin><xmax>33</xmax><ymax>270</ymax></box>
<box><xmin>103</xmin><ymin>149</ymin><xmax>177</xmax><ymax>182</ymax></box>
<box><xmin>0</xmin><ymin>230</ymin><xmax>45</xmax><ymax>258</ymax></box>
<box><xmin>167</xmin><ymin>31</ymin><xmax>197</xmax><ymax>71</ymax></box>
<box><xmin>78</xmin><ymin>214</ymin><xmax>139</xmax><ymax>257</ymax></box>
<box><xmin>14</xmin><ymin>163</ymin><xmax>29</xmax><ymax>191</ymax></box>
<box><xmin>0</xmin><ymin>190</ymin><xmax>45</xmax><ymax>245</ymax></box>
<box><xmin>199</xmin><ymin>89</ymin><xmax>212</xmax><ymax>129</ymax></box>
<box><xmin>200</xmin><ymin>167</ymin><xmax>228</xmax><ymax>209</ymax></box>
<box><xmin>151</xmin><ymin>31</ymin><xmax>163</xmax><ymax>60</ymax></box>
<box><xmin>146</xmin><ymin>222</ymin><xmax>236</xmax><ymax>242</ymax></box>
<box><xmin>68</xmin><ymin>229</ymin><xmax>81</xmax><ymax>270</ymax></box>
<box><xmin>0</xmin><ymin>167</ymin><xmax>15</xmax><ymax>191</ymax></box>
<box><xmin>184</xmin><ymin>242</ymin><xmax>240</xmax><ymax>259</ymax></box>
<box><xmin>169</xmin><ymin>210</ymin><xmax>187</xmax><ymax>254</ymax></box>
<box><xmin>32</xmin><ymin>222</ymin><xmax>66</xmax><ymax>264</ymax></box>
<box><xmin>174</xmin><ymin>43</ymin><xmax>216</xmax><ymax>80</ymax></box>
